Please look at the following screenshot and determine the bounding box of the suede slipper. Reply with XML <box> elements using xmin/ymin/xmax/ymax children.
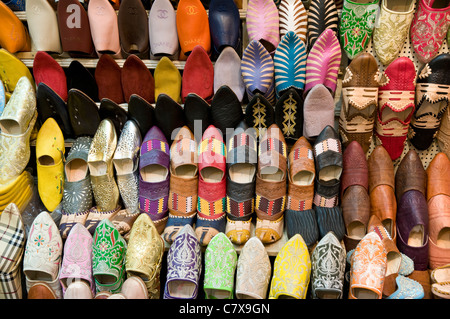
<box><xmin>214</xmin><ymin>47</ymin><xmax>245</xmax><ymax>102</ymax></box>
<box><xmin>118</xmin><ymin>0</ymin><xmax>149</xmax><ymax>58</ymax></box>
<box><xmin>67</xmin><ymin>60</ymin><xmax>99</xmax><ymax>102</ymax></box>
<box><xmin>33</xmin><ymin>51</ymin><xmax>68</xmax><ymax>102</ymax></box>
<box><xmin>122</xmin><ymin>54</ymin><xmax>155</xmax><ymax>104</ymax></box>
<box><xmin>149</xmin><ymin>0</ymin><xmax>179</xmax><ymax>58</ymax></box>
<box><xmin>95</xmin><ymin>54</ymin><xmax>125</xmax><ymax>104</ymax></box>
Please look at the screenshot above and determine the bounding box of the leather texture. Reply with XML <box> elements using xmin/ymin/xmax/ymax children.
<box><xmin>99</xmin><ymin>98</ymin><xmax>128</xmax><ymax>134</ymax></box>
<box><xmin>127</xmin><ymin>94</ymin><xmax>156</xmax><ymax>137</ymax></box>
<box><xmin>208</xmin><ymin>0</ymin><xmax>240</xmax><ymax>52</ymax></box>
<box><xmin>183</xmin><ymin>93</ymin><xmax>212</xmax><ymax>139</ymax></box>
<box><xmin>118</xmin><ymin>0</ymin><xmax>149</xmax><ymax>58</ymax></box>
<box><xmin>275</xmin><ymin>87</ymin><xmax>304</xmax><ymax>141</ymax></box>
<box><xmin>244</xmin><ymin>93</ymin><xmax>275</xmax><ymax>139</ymax></box>
<box><xmin>395</xmin><ymin>149</ymin><xmax>427</xmax><ymax>201</ymax></box>
<box><xmin>307</xmin><ymin>0</ymin><xmax>338</xmax><ymax>49</ymax></box>
<box><xmin>67</xmin><ymin>88</ymin><xmax>102</xmax><ymax>137</ymax></box>
<box><xmin>246</xmin><ymin>0</ymin><xmax>280</xmax><ymax>54</ymax></box>
<box><xmin>155</xmin><ymin>93</ymin><xmax>186</xmax><ymax>144</ymax></box>
<box><xmin>211</xmin><ymin>85</ymin><xmax>244</xmax><ymax>135</ymax></box>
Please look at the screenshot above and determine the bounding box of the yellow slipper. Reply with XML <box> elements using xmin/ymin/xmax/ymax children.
<box><xmin>0</xmin><ymin>183</ymin><xmax>32</xmax><ymax>212</ymax></box>
<box><xmin>154</xmin><ymin>57</ymin><xmax>182</xmax><ymax>103</ymax></box>
<box><xmin>0</xmin><ymin>173</ymin><xmax>33</xmax><ymax>205</ymax></box>
<box><xmin>0</xmin><ymin>49</ymin><xmax>34</xmax><ymax>95</ymax></box>
<box><xmin>0</xmin><ymin>169</ymin><xmax>31</xmax><ymax>196</ymax></box>
<box><xmin>36</xmin><ymin>117</ymin><xmax>65</xmax><ymax>212</ymax></box>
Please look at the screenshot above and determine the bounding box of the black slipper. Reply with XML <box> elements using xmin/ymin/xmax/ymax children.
<box><xmin>154</xmin><ymin>93</ymin><xmax>186</xmax><ymax>143</ymax></box>
<box><xmin>184</xmin><ymin>92</ymin><xmax>212</xmax><ymax>141</ymax></box>
<box><xmin>244</xmin><ymin>93</ymin><xmax>275</xmax><ymax>140</ymax></box>
<box><xmin>275</xmin><ymin>87</ymin><xmax>304</xmax><ymax>141</ymax></box>
<box><xmin>127</xmin><ymin>93</ymin><xmax>156</xmax><ymax>137</ymax></box>
<box><xmin>210</xmin><ymin>85</ymin><xmax>243</xmax><ymax>136</ymax></box>
<box><xmin>67</xmin><ymin>88</ymin><xmax>101</xmax><ymax>137</ymax></box>
<box><xmin>67</xmin><ymin>60</ymin><xmax>99</xmax><ymax>102</ymax></box>
<box><xmin>99</xmin><ymin>98</ymin><xmax>128</xmax><ymax>134</ymax></box>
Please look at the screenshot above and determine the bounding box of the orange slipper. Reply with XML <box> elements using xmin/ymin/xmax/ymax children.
<box><xmin>0</xmin><ymin>1</ymin><xmax>31</xmax><ymax>53</ymax></box>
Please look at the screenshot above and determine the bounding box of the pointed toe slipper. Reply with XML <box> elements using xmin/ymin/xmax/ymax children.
<box><xmin>244</xmin><ymin>93</ymin><xmax>275</xmax><ymax>139</ymax></box>
<box><xmin>278</xmin><ymin>0</ymin><xmax>308</xmax><ymax>43</ymax></box>
<box><xmin>274</xmin><ymin>87</ymin><xmax>304</xmax><ymax>141</ymax></box>
<box><xmin>154</xmin><ymin>93</ymin><xmax>186</xmax><ymax>144</ymax></box>
<box><xmin>210</xmin><ymin>85</ymin><xmax>244</xmax><ymax>135</ymax></box>
<box><xmin>307</xmin><ymin>0</ymin><xmax>339</xmax><ymax>50</ymax></box>
<box><xmin>214</xmin><ymin>47</ymin><xmax>245</xmax><ymax>102</ymax></box>
<box><xmin>67</xmin><ymin>89</ymin><xmax>102</xmax><ymax>137</ymax></box>
<box><xmin>149</xmin><ymin>0</ymin><xmax>179</xmax><ymax>58</ymax></box>
<box><xmin>33</xmin><ymin>51</ymin><xmax>67</xmax><ymax>102</ymax></box>
<box><xmin>246</xmin><ymin>0</ymin><xmax>280</xmax><ymax>54</ymax></box>
<box><xmin>122</xmin><ymin>54</ymin><xmax>155</xmax><ymax>104</ymax></box>
<box><xmin>118</xmin><ymin>0</ymin><xmax>149</xmax><ymax>58</ymax></box>
<box><xmin>95</xmin><ymin>54</ymin><xmax>125</xmax><ymax>104</ymax></box>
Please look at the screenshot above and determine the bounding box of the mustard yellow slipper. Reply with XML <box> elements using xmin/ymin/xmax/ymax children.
<box><xmin>0</xmin><ymin>169</ymin><xmax>31</xmax><ymax>196</ymax></box>
<box><xmin>0</xmin><ymin>49</ymin><xmax>34</xmax><ymax>95</ymax></box>
<box><xmin>36</xmin><ymin>117</ymin><xmax>65</xmax><ymax>212</ymax></box>
<box><xmin>0</xmin><ymin>173</ymin><xmax>33</xmax><ymax>204</ymax></box>
<box><xmin>154</xmin><ymin>56</ymin><xmax>182</xmax><ymax>103</ymax></box>
<box><xmin>0</xmin><ymin>183</ymin><xmax>32</xmax><ymax>212</ymax></box>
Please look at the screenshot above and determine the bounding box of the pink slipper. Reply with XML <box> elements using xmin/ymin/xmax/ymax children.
<box><xmin>246</xmin><ymin>0</ymin><xmax>280</xmax><ymax>54</ymax></box>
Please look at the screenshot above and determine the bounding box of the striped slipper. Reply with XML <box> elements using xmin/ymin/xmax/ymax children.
<box><xmin>278</xmin><ymin>0</ymin><xmax>308</xmax><ymax>44</ymax></box>
<box><xmin>307</xmin><ymin>0</ymin><xmax>338</xmax><ymax>49</ymax></box>
<box><xmin>246</xmin><ymin>0</ymin><xmax>280</xmax><ymax>54</ymax></box>
<box><xmin>304</xmin><ymin>28</ymin><xmax>341</xmax><ymax>96</ymax></box>
<box><xmin>241</xmin><ymin>40</ymin><xmax>276</xmax><ymax>105</ymax></box>
<box><xmin>274</xmin><ymin>31</ymin><xmax>307</xmax><ymax>98</ymax></box>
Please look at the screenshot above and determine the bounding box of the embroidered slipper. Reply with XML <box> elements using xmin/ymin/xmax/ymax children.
<box><xmin>375</xmin><ymin>57</ymin><xmax>416</xmax><ymax>160</ymax></box>
<box><xmin>235</xmin><ymin>237</ymin><xmax>271</xmax><ymax>299</ymax></box>
<box><xmin>311</xmin><ymin>231</ymin><xmax>346</xmax><ymax>299</ymax></box>
<box><xmin>244</xmin><ymin>93</ymin><xmax>275</xmax><ymax>139</ymax></box>
<box><xmin>24</xmin><ymin>211</ymin><xmax>63</xmax><ymax>299</ymax></box>
<box><xmin>410</xmin><ymin>0</ymin><xmax>450</xmax><ymax>64</ymax></box>
<box><xmin>92</xmin><ymin>219</ymin><xmax>127</xmax><ymax>294</ymax></box>
<box><xmin>127</xmin><ymin>94</ymin><xmax>156</xmax><ymax>137</ymax></box>
<box><xmin>278</xmin><ymin>0</ymin><xmax>308</xmax><ymax>44</ymax></box>
<box><xmin>163</xmin><ymin>224</ymin><xmax>202</xmax><ymax>299</ymax></box>
<box><xmin>67</xmin><ymin>88</ymin><xmax>102</xmax><ymax>137</ymax></box>
<box><xmin>57</xmin><ymin>0</ymin><xmax>96</xmax><ymax>57</ymax></box>
<box><xmin>154</xmin><ymin>93</ymin><xmax>186</xmax><ymax>144</ymax></box>
<box><xmin>183</xmin><ymin>93</ymin><xmax>212</xmax><ymax>139</ymax></box>
<box><xmin>181</xmin><ymin>45</ymin><xmax>214</xmax><ymax>104</ymax></box>
<box><xmin>204</xmin><ymin>232</ymin><xmax>238</xmax><ymax>299</ymax></box>
<box><xmin>339</xmin><ymin>52</ymin><xmax>380</xmax><ymax>153</ymax></box>
<box><xmin>163</xmin><ymin>126</ymin><xmax>198</xmax><ymax>244</ymax></box>
<box><xmin>67</xmin><ymin>60</ymin><xmax>99</xmax><ymax>102</ymax></box>
<box><xmin>307</xmin><ymin>0</ymin><xmax>339</xmax><ymax>49</ymax></box>
<box><xmin>0</xmin><ymin>203</ymin><xmax>26</xmax><ymax>299</ymax></box>
<box><xmin>111</xmin><ymin>120</ymin><xmax>142</xmax><ymax>235</ymax></box>
<box><xmin>409</xmin><ymin>53</ymin><xmax>450</xmax><ymax>150</ymax></box>
<box><xmin>274</xmin><ymin>31</ymin><xmax>307</xmax><ymax>98</ymax></box>
<box><xmin>118</xmin><ymin>0</ymin><xmax>149</xmax><ymax>59</ymax></box>
<box><xmin>225</xmin><ymin>121</ymin><xmax>257</xmax><ymax>245</ymax></box>
<box><xmin>176</xmin><ymin>0</ymin><xmax>211</xmax><ymax>55</ymax></box>
<box><xmin>255</xmin><ymin>124</ymin><xmax>287</xmax><ymax>244</ymax></box>
<box><xmin>60</xmin><ymin>223</ymin><xmax>95</xmax><ymax>297</ymax></box>
<box><xmin>339</xmin><ymin>0</ymin><xmax>380</xmax><ymax>59</ymax></box>
<box><xmin>302</xmin><ymin>84</ymin><xmax>336</xmax><ymax>141</ymax></box>
<box><xmin>210</xmin><ymin>85</ymin><xmax>244</xmax><ymax>135</ymax></box>
<box><xmin>246</xmin><ymin>0</ymin><xmax>280</xmax><ymax>54</ymax></box>
<box><xmin>99</xmin><ymin>98</ymin><xmax>128</xmax><ymax>135</ymax></box>
<box><xmin>285</xmin><ymin>136</ymin><xmax>318</xmax><ymax>248</ymax></box>
<box><xmin>208</xmin><ymin>0</ymin><xmax>240</xmax><ymax>53</ymax></box>
<box><xmin>196</xmin><ymin>125</ymin><xmax>227</xmax><ymax>246</ymax></box>
<box><xmin>304</xmin><ymin>28</ymin><xmax>341</xmax><ymax>96</ymax></box>
<box><xmin>138</xmin><ymin>126</ymin><xmax>170</xmax><ymax>234</ymax></box>
<box><xmin>275</xmin><ymin>87</ymin><xmax>304</xmax><ymax>141</ymax></box>
<box><xmin>154</xmin><ymin>57</ymin><xmax>182</xmax><ymax>103</ymax></box>
<box><xmin>95</xmin><ymin>54</ymin><xmax>125</xmax><ymax>104</ymax></box>
<box><xmin>386</xmin><ymin>275</ymin><xmax>425</xmax><ymax>299</ymax></box>
<box><xmin>269</xmin><ymin>234</ymin><xmax>311</xmax><ymax>299</ymax></box>
<box><xmin>0</xmin><ymin>1</ymin><xmax>30</xmax><ymax>53</ymax></box>
<box><xmin>341</xmin><ymin>141</ymin><xmax>370</xmax><ymax>251</ymax></box>
<box><xmin>33</xmin><ymin>51</ymin><xmax>68</xmax><ymax>102</ymax></box>
<box><xmin>241</xmin><ymin>40</ymin><xmax>276</xmax><ymax>105</ymax></box>
<box><xmin>26</xmin><ymin>0</ymin><xmax>62</xmax><ymax>53</ymax></box>
<box><xmin>313</xmin><ymin>125</ymin><xmax>345</xmax><ymax>241</ymax></box>
<box><xmin>149</xmin><ymin>0</ymin><xmax>179</xmax><ymax>59</ymax></box>
<box><xmin>125</xmin><ymin>213</ymin><xmax>164</xmax><ymax>298</ymax></box>
<box><xmin>60</xmin><ymin>136</ymin><xmax>93</xmax><ymax>239</ymax></box>
<box><xmin>214</xmin><ymin>47</ymin><xmax>245</xmax><ymax>103</ymax></box>
<box><xmin>121</xmin><ymin>54</ymin><xmax>155</xmax><ymax>104</ymax></box>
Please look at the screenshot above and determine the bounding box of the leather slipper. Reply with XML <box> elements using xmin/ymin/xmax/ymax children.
<box><xmin>278</xmin><ymin>0</ymin><xmax>308</xmax><ymax>44</ymax></box>
<box><xmin>183</xmin><ymin>93</ymin><xmax>212</xmax><ymax>140</ymax></box>
<box><xmin>273</xmin><ymin>31</ymin><xmax>307</xmax><ymax>98</ymax></box>
<box><xmin>154</xmin><ymin>93</ymin><xmax>186</xmax><ymax>144</ymax></box>
<box><xmin>0</xmin><ymin>1</ymin><xmax>31</xmax><ymax>53</ymax></box>
<box><xmin>2</xmin><ymin>0</ymin><xmax>26</xmax><ymax>11</ymax></box>
<box><xmin>0</xmin><ymin>49</ymin><xmax>34</xmax><ymax>96</ymax></box>
<box><xmin>181</xmin><ymin>45</ymin><xmax>214</xmax><ymax>103</ymax></box>
<box><xmin>118</xmin><ymin>0</ymin><xmax>149</xmax><ymax>58</ymax></box>
<box><xmin>88</xmin><ymin>0</ymin><xmax>121</xmax><ymax>57</ymax></box>
<box><xmin>26</xmin><ymin>0</ymin><xmax>62</xmax><ymax>53</ymax></box>
<box><xmin>246</xmin><ymin>0</ymin><xmax>280</xmax><ymax>54</ymax></box>
<box><xmin>67</xmin><ymin>88</ymin><xmax>102</xmax><ymax>137</ymax></box>
<box><xmin>176</xmin><ymin>0</ymin><xmax>211</xmax><ymax>55</ymax></box>
<box><xmin>36</xmin><ymin>82</ymin><xmax>74</xmax><ymax>138</ymax></box>
<box><xmin>127</xmin><ymin>94</ymin><xmax>156</xmax><ymax>137</ymax></box>
<box><xmin>121</xmin><ymin>54</ymin><xmax>155</xmax><ymax>103</ymax></box>
<box><xmin>395</xmin><ymin>149</ymin><xmax>427</xmax><ymax>201</ymax></box>
<box><xmin>210</xmin><ymin>85</ymin><xmax>243</xmax><ymax>135</ymax></box>
<box><xmin>208</xmin><ymin>0</ymin><xmax>240</xmax><ymax>53</ymax></box>
<box><xmin>214</xmin><ymin>46</ymin><xmax>245</xmax><ymax>102</ymax></box>
<box><xmin>148</xmin><ymin>0</ymin><xmax>179</xmax><ymax>59</ymax></box>
<box><xmin>307</xmin><ymin>0</ymin><xmax>339</xmax><ymax>49</ymax></box>
<box><xmin>274</xmin><ymin>87</ymin><xmax>303</xmax><ymax>141</ymax></box>
<box><xmin>154</xmin><ymin>56</ymin><xmax>182</xmax><ymax>103</ymax></box>
<box><xmin>99</xmin><ymin>98</ymin><xmax>128</xmax><ymax>134</ymax></box>
<box><xmin>67</xmin><ymin>60</ymin><xmax>99</xmax><ymax>102</ymax></box>
<box><xmin>244</xmin><ymin>93</ymin><xmax>275</xmax><ymax>139</ymax></box>
<box><xmin>33</xmin><ymin>51</ymin><xmax>68</xmax><ymax>102</ymax></box>
<box><xmin>95</xmin><ymin>54</ymin><xmax>125</xmax><ymax>104</ymax></box>
<box><xmin>57</xmin><ymin>0</ymin><xmax>96</xmax><ymax>57</ymax></box>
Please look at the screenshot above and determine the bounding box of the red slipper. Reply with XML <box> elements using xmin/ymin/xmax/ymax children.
<box><xmin>95</xmin><ymin>54</ymin><xmax>125</xmax><ymax>104</ymax></box>
<box><xmin>121</xmin><ymin>54</ymin><xmax>155</xmax><ymax>104</ymax></box>
<box><xmin>33</xmin><ymin>51</ymin><xmax>68</xmax><ymax>102</ymax></box>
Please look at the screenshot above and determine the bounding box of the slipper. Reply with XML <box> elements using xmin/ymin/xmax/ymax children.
<box><xmin>67</xmin><ymin>88</ymin><xmax>102</xmax><ymax>137</ymax></box>
<box><xmin>204</xmin><ymin>233</ymin><xmax>238</xmax><ymax>299</ymax></box>
<box><xmin>181</xmin><ymin>45</ymin><xmax>214</xmax><ymax>103</ymax></box>
<box><xmin>26</xmin><ymin>0</ymin><xmax>62</xmax><ymax>53</ymax></box>
<box><xmin>278</xmin><ymin>0</ymin><xmax>308</xmax><ymax>44</ymax></box>
<box><xmin>118</xmin><ymin>0</ymin><xmax>149</xmax><ymax>58</ymax></box>
<box><xmin>307</xmin><ymin>0</ymin><xmax>338</xmax><ymax>49</ymax></box>
<box><xmin>67</xmin><ymin>60</ymin><xmax>99</xmax><ymax>102</ymax></box>
<box><xmin>154</xmin><ymin>57</ymin><xmax>182</xmax><ymax>103</ymax></box>
<box><xmin>273</xmin><ymin>31</ymin><xmax>307</xmax><ymax>98</ymax></box>
<box><xmin>64</xmin><ymin>281</ymin><xmax>93</xmax><ymax>299</ymax></box>
<box><xmin>431</xmin><ymin>264</ymin><xmax>450</xmax><ymax>284</ymax></box>
<box><xmin>208</xmin><ymin>0</ymin><xmax>240</xmax><ymax>53</ymax></box>
<box><xmin>120</xmin><ymin>276</ymin><xmax>150</xmax><ymax>299</ymax></box>
<box><xmin>395</xmin><ymin>149</ymin><xmax>427</xmax><ymax>201</ymax></box>
<box><xmin>36</xmin><ymin>83</ymin><xmax>73</xmax><ymax>139</ymax></box>
<box><xmin>0</xmin><ymin>203</ymin><xmax>26</xmax><ymax>299</ymax></box>
<box><xmin>122</xmin><ymin>54</ymin><xmax>155</xmax><ymax>104</ymax></box>
<box><xmin>246</xmin><ymin>0</ymin><xmax>280</xmax><ymax>54</ymax></box>
<box><xmin>163</xmin><ymin>224</ymin><xmax>202</xmax><ymax>299</ymax></box>
<box><xmin>88</xmin><ymin>0</ymin><xmax>121</xmax><ymax>57</ymax></box>
<box><xmin>176</xmin><ymin>0</ymin><xmax>211</xmax><ymax>55</ymax></box>
<box><xmin>27</xmin><ymin>282</ymin><xmax>57</xmax><ymax>299</ymax></box>
<box><xmin>214</xmin><ymin>47</ymin><xmax>245</xmax><ymax>102</ymax></box>
<box><xmin>127</xmin><ymin>94</ymin><xmax>156</xmax><ymax>137</ymax></box>
<box><xmin>57</xmin><ymin>0</ymin><xmax>96</xmax><ymax>57</ymax></box>
<box><xmin>33</xmin><ymin>51</ymin><xmax>68</xmax><ymax>102</ymax></box>
<box><xmin>210</xmin><ymin>85</ymin><xmax>244</xmax><ymax>135</ymax></box>
<box><xmin>95</xmin><ymin>54</ymin><xmax>125</xmax><ymax>104</ymax></box>
<box><xmin>183</xmin><ymin>93</ymin><xmax>212</xmax><ymax>139</ymax></box>
<box><xmin>274</xmin><ymin>87</ymin><xmax>304</xmax><ymax>141</ymax></box>
<box><xmin>244</xmin><ymin>93</ymin><xmax>275</xmax><ymax>139</ymax></box>
<box><xmin>154</xmin><ymin>93</ymin><xmax>186</xmax><ymax>144</ymax></box>
<box><xmin>149</xmin><ymin>0</ymin><xmax>179</xmax><ymax>59</ymax></box>
<box><xmin>0</xmin><ymin>49</ymin><xmax>34</xmax><ymax>96</ymax></box>
<box><xmin>99</xmin><ymin>98</ymin><xmax>128</xmax><ymax>135</ymax></box>
<box><xmin>2</xmin><ymin>0</ymin><xmax>25</xmax><ymax>11</ymax></box>
<box><xmin>125</xmin><ymin>214</ymin><xmax>164</xmax><ymax>299</ymax></box>
<box><xmin>0</xmin><ymin>1</ymin><xmax>31</xmax><ymax>53</ymax></box>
